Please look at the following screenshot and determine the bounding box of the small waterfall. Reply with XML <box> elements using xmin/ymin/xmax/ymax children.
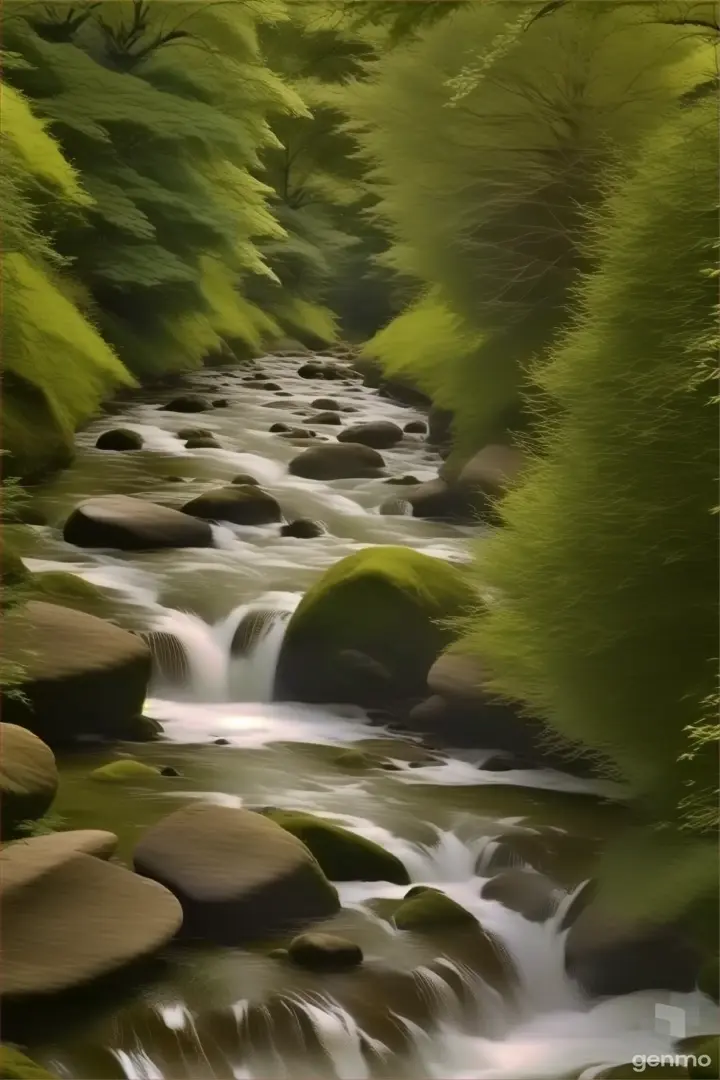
<box><xmin>143</xmin><ymin>593</ymin><xmax>300</xmax><ymax>704</ymax></box>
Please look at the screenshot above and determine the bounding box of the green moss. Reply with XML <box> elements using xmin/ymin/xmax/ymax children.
<box><xmin>265</xmin><ymin>809</ymin><xmax>410</xmax><ymax>885</ymax></box>
<box><xmin>1</xmin><ymin>538</ymin><xmax>29</xmax><ymax>588</ymax></box>
<box><xmin>276</xmin><ymin>546</ymin><xmax>475</xmax><ymax>703</ymax></box>
<box><xmin>0</xmin><ymin>1046</ymin><xmax>58</xmax><ymax>1080</ymax></box>
<box><xmin>90</xmin><ymin>760</ymin><xmax>161</xmax><ymax>783</ymax></box>
<box><xmin>393</xmin><ymin>887</ymin><xmax>476</xmax><ymax>931</ymax></box>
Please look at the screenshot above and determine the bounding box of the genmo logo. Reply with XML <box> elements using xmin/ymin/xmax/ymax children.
<box><xmin>630</xmin><ymin>1002</ymin><xmax>714</xmax><ymax>1073</ymax></box>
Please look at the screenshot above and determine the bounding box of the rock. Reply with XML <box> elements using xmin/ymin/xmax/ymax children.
<box><xmin>63</xmin><ymin>495</ymin><xmax>213</xmax><ymax>551</ymax></box>
<box><xmin>230</xmin><ymin>609</ymin><xmax>276</xmax><ymax>657</ymax></box>
<box><xmin>275</xmin><ymin>391</ymin><xmax>292</xmax><ymax>397</ymax></box>
<box><xmin>213</xmin><ymin>738</ymin><xmax>230</xmax><ymax>745</ymax></box>
<box><xmin>309</xmin><ymin>412</ymin><xmax>342</xmax><ymax>425</ymax></box>
<box><xmin>288</xmin><ymin>933</ymin><xmax>363</xmax><ymax>972</ymax></box>
<box><xmin>1</xmin><ymin>538</ymin><xmax>29</xmax><ymax>587</ymax></box>
<box><xmin>298</xmin><ymin>363</ymin><xmax>326</xmax><ymax>379</ymax></box>
<box><xmin>338</xmin><ymin>421</ymin><xmax>403</xmax><ymax>450</ymax></box>
<box><xmin>141</xmin><ymin>630</ymin><xmax>191</xmax><ymax>685</ymax></box>
<box><xmin>7</xmin><ymin>828</ymin><xmax>118</xmax><ymax>860</ymax></box>
<box><xmin>456</xmin><ymin>443</ymin><xmax>525</xmax><ymax>506</ymax></box>
<box><xmin>378</xmin><ymin>379</ymin><xmax>431</xmax><ymax>408</ymax></box>
<box><xmin>427</xmin><ymin>406</ymin><xmax>454</xmax><ymax>447</ymax></box>
<box><xmin>0</xmin><ymin>1046</ymin><xmax>58</xmax><ymax>1078</ymax></box>
<box><xmin>95</xmin><ymin>429</ymin><xmax>143</xmax><ymax>451</ymax></box>
<box><xmin>163</xmin><ymin>475</ymin><xmax>187</xmax><ymax>483</ymax></box>
<box><xmin>379</xmin><ymin>497</ymin><xmax>412</xmax><ymax>517</ymax></box>
<box><xmin>212</xmin><ymin>399</ymin><xmax>229</xmax><ymax>408</ymax></box>
<box><xmin>231</xmin><ymin>473</ymin><xmax>260</xmax><ymax>487</ymax></box>
<box><xmin>482</xmin><ymin>869</ymin><xmax>559</xmax><ymax>922</ymax></box>
<box><xmin>564</xmin><ymin>900</ymin><xmax>702</xmax><ymax>996</ymax></box>
<box><xmin>268</xmin><ymin>947</ymin><xmax>289</xmax><ymax>960</ymax></box>
<box><xmin>384</xmin><ymin>475</ymin><xmax>420</xmax><ymax>486</ymax></box>
<box><xmin>317</xmin><ymin>649</ymin><xmax>394</xmax><ymax>707</ymax></box>
<box><xmin>270</xmin><ymin>422</ymin><xmax>291</xmax><ymax>433</ymax></box>
<box><xmin>264</xmin><ymin>809</ymin><xmax>410</xmax><ymax>885</ymax></box>
<box><xmin>281</xmin><ymin>519</ymin><xmax>324</xmax><ymax>539</ymax></box>
<box><xmin>1</xmin><ymin>602</ymin><xmax>151</xmax><ymax>744</ymax></box>
<box><xmin>1</xmin><ymin>835</ymin><xmax>182</xmax><ymax>996</ymax></box>
<box><xmin>185</xmin><ymin>436</ymin><xmax>221</xmax><ymax>449</ymax></box>
<box><xmin>28</xmin><ymin>571</ymin><xmax>108</xmax><ymax>618</ymax></box>
<box><xmin>162</xmin><ymin>395</ymin><xmax>209</xmax><ymax>413</ymax></box>
<box><xmin>288</xmin><ymin>443</ymin><xmax>385</xmax><ymax>481</ymax></box>
<box><xmin>90</xmin><ymin>759</ymin><xmax>161</xmax><ymax>783</ymax></box>
<box><xmin>277</xmin><ymin>427</ymin><xmax>311</xmax><ymax>439</ymax></box>
<box><xmin>334</xmin><ymin>749</ymin><xmax>396</xmax><ymax>772</ymax></box>
<box><xmin>133</xmin><ymin>804</ymin><xmax>339</xmax><ymax>944</ymax></box>
<box><xmin>393</xmin><ymin>888</ymin><xmax>476</xmax><ymax>930</ymax></box>
<box><xmin>14</xmin><ymin>505</ymin><xmax>48</xmax><ymax>526</ymax></box>
<box><xmin>275</xmin><ymin>546</ymin><xmax>474</xmax><ymax>707</ymax></box>
<box><xmin>311</xmin><ymin>398</ymin><xmax>340</xmax><ymax>410</ymax></box>
<box><xmin>401</xmin><ymin>479</ymin><xmax>474</xmax><ymax>523</ymax></box>
<box><xmin>403</xmin><ymin>421</ymin><xmax>427</xmax><ymax>435</ymax></box>
<box><xmin>159</xmin><ymin>765</ymin><xmax>181</xmax><ymax>777</ymax></box>
<box><xmin>122</xmin><ymin>715</ymin><xmax>163</xmax><ymax>742</ymax></box>
<box><xmin>262</xmin><ymin>382</ymin><xmax>281</xmax><ymax>391</ymax></box>
<box><xmin>178</xmin><ymin>427</ymin><xmax>213</xmax><ymax>440</ymax></box>
<box><xmin>0</xmin><ymin>725</ymin><xmax>58</xmax><ymax>840</ymax></box>
<box><xmin>182</xmin><ymin>486</ymin><xmax>281</xmax><ymax>527</ymax></box>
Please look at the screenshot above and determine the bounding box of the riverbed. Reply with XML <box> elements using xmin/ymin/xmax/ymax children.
<box><xmin>12</xmin><ymin>353</ymin><xmax>717</xmax><ymax>1079</ymax></box>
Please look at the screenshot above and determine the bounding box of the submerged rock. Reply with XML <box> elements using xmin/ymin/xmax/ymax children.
<box><xmin>1</xmin><ymin>602</ymin><xmax>150</xmax><ymax>744</ymax></box>
<box><xmin>288</xmin><ymin>932</ymin><xmax>363</xmax><ymax>972</ymax></box>
<box><xmin>393</xmin><ymin>887</ymin><xmax>476</xmax><ymax>930</ymax></box>
<box><xmin>182</xmin><ymin>485</ymin><xmax>282</xmax><ymax>527</ymax></box>
<box><xmin>162</xmin><ymin>394</ymin><xmax>209</xmax><ymax>413</ymax></box>
<box><xmin>0</xmin><ymin>724</ymin><xmax>58</xmax><ymax>840</ymax></box>
<box><xmin>185</xmin><ymin>436</ymin><xmax>221</xmax><ymax>449</ymax></box>
<box><xmin>482</xmin><ymin>869</ymin><xmax>559</xmax><ymax>922</ymax></box>
<box><xmin>230</xmin><ymin>608</ymin><xmax>277</xmax><ymax>656</ymax></box>
<box><xmin>403</xmin><ymin>420</ymin><xmax>427</xmax><ymax>435</ymax></box>
<box><xmin>178</xmin><ymin>427</ymin><xmax>214</xmax><ymax>441</ymax></box>
<box><xmin>338</xmin><ymin>421</ymin><xmax>403</xmax><ymax>450</ymax></box>
<box><xmin>133</xmin><ymin>803</ymin><xmax>339</xmax><ymax>943</ymax></box>
<box><xmin>280</xmin><ymin>518</ymin><xmax>324</xmax><ymax>539</ymax></box>
<box><xmin>309</xmin><ymin>411</ymin><xmax>342</xmax><ymax>425</ymax></box>
<box><xmin>90</xmin><ymin>759</ymin><xmax>162</xmax><ymax>783</ymax></box>
<box><xmin>63</xmin><ymin>495</ymin><xmax>213</xmax><ymax>551</ymax></box>
<box><xmin>231</xmin><ymin>473</ymin><xmax>260</xmax><ymax>487</ymax></box>
<box><xmin>383</xmin><ymin>475</ymin><xmax>420</xmax><ymax>486</ymax></box>
<box><xmin>311</xmin><ymin>398</ymin><xmax>340</xmax><ymax>410</ymax></box>
<box><xmin>264</xmin><ymin>809</ymin><xmax>410</xmax><ymax>885</ymax></box>
<box><xmin>288</xmin><ymin>443</ymin><xmax>385</xmax><ymax>480</ymax></box>
<box><xmin>212</xmin><ymin>398</ymin><xmax>229</xmax><ymax>408</ymax></box>
<box><xmin>274</xmin><ymin>546</ymin><xmax>474</xmax><ymax>707</ymax></box>
<box><xmin>1</xmin><ymin>834</ymin><xmax>182</xmax><ymax>996</ymax></box>
<box><xmin>95</xmin><ymin>428</ymin><xmax>143</xmax><ymax>451</ymax></box>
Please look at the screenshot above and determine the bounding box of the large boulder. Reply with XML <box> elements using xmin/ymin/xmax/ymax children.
<box><xmin>95</xmin><ymin>428</ymin><xmax>143</xmax><ymax>451</ymax></box>
<box><xmin>564</xmin><ymin>899</ymin><xmax>702</xmax><ymax>997</ymax></box>
<box><xmin>28</xmin><ymin>572</ymin><xmax>109</xmax><ymax>619</ymax></box>
<box><xmin>396</xmin><ymin>479</ymin><xmax>474</xmax><ymax>523</ymax></box>
<box><xmin>263</xmin><ymin>809</ymin><xmax>410</xmax><ymax>884</ymax></box>
<box><xmin>274</xmin><ymin>547</ymin><xmax>475</xmax><ymax>707</ymax></box>
<box><xmin>481</xmin><ymin>869</ymin><xmax>559</xmax><ymax>922</ymax></box>
<box><xmin>288</xmin><ymin>443</ymin><xmax>385</xmax><ymax>481</ymax></box>
<box><xmin>133</xmin><ymin>803</ymin><xmax>339</xmax><ymax>944</ymax></box>
<box><xmin>393</xmin><ymin>887</ymin><xmax>476</xmax><ymax>930</ymax></box>
<box><xmin>0</xmin><ymin>724</ymin><xmax>58</xmax><ymax>840</ymax></box>
<box><xmin>337</xmin><ymin>421</ymin><xmax>403</xmax><ymax>450</ymax></box>
<box><xmin>1</xmin><ymin>834</ymin><xmax>182</xmax><ymax>996</ymax></box>
<box><xmin>63</xmin><ymin>495</ymin><xmax>213</xmax><ymax>551</ymax></box>
<box><xmin>182</xmin><ymin>486</ymin><xmax>281</xmax><ymax>527</ymax></box>
<box><xmin>456</xmin><ymin>444</ymin><xmax>525</xmax><ymax>504</ymax></box>
<box><xmin>1</xmin><ymin>602</ymin><xmax>151</xmax><ymax>744</ymax></box>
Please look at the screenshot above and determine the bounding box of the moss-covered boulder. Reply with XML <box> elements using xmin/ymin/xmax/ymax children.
<box><xmin>133</xmin><ymin>804</ymin><xmax>339</xmax><ymax>944</ymax></box>
<box><xmin>95</xmin><ymin>428</ymin><xmax>143</xmax><ymax>451</ymax></box>
<box><xmin>64</xmin><ymin>495</ymin><xmax>213</xmax><ymax>551</ymax></box>
<box><xmin>1</xmin><ymin>834</ymin><xmax>182</xmax><ymax>996</ymax></box>
<box><xmin>274</xmin><ymin>547</ymin><xmax>475</xmax><ymax>706</ymax></box>
<box><xmin>288</xmin><ymin>932</ymin><xmax>363</xmax><ymax>972</ymax></box>
<box><xmin>0</xmin><ymin>1046</ymin><xmax>58</xmax><ymax>1079</ymax></box>
<box><xmin>90</xmin><ymin>759</ymin><xmax>162</xmax><ymax>783</ymax></box>
<box><xmin>264</xmin><ymin>809</ymin><xmax>410</xmax><ymax>884</ymax></box>
<box><xmin>0</xmin><ymin>724</ymin><xmax>58</xmax><ymax>840</ymax></box>
<box><xmin>182</xmin><ymin>486</ymin><xmax>281</xmax><ymax>527</ymax></box>
<box><xmin>393</xmin><ymin>887</ymin><xmax>476</xmax><ymax>931</ymax></box>
<box><xmin>1</xmin><ymin>602</ymin><xmax>151</xmax><ymax>744</ymax></box>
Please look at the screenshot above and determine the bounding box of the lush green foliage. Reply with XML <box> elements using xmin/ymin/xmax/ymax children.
<box><xmin>466</xmin><ymin>96</ymin><xmax>718</xmax><ymax>922</ymax></box>
<box><xmin>350</xmin><ymin>2</ymin><xmax>714</xmax><ymax>451</ymax></box>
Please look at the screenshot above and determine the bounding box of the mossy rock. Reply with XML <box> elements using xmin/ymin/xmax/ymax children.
<box><xmin>265</xmin><ymin>809</ymin><xmax>410</xmax><ymax>885</ymax></box>
<box><xmin>28</xmin><ymin>572</ymin><xmax>109</xmax><ymax>618</ymax></box>
<box><xmin>0</xmin><ymin>1046</ymin><xmax>58</xmax><ymax>1079</ymax></box>
<box><xmin>393</xmin><ymin>888</ymin><xmax>476</xmax><ymax>931</ymax></box>
<box><xmin>274</xmin><ymin>546</ymin><xmax>475</xmax><ymax>706</ymax></box>
<box><xmin>90</xmin><ymin>759</ymin><xmax>162</xmax><ymax>783</ymax></box>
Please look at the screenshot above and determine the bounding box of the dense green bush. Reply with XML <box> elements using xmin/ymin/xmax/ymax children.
<box><xmin>466</xmin><ymin>96</ymin><xmax>718</xmax><ymax>922</ymax></box>
<box><xmin>350</xmin><ymin>2</ymin><xmax>713</xmax><ymax>452</ymax></box>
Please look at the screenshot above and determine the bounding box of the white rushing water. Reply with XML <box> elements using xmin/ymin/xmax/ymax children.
<box><xmin>24</xmin><ymin>354</ymin><xmax>718</xmax><ymax>1080</ymax></box>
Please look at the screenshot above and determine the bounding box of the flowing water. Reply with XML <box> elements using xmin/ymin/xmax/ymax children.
<box><xmin>12</xmin><ymin>354</ymin><xmax>718</xmax><ymax>1079</ymax></box>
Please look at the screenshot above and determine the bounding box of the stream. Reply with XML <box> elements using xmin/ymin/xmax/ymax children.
<box><xmin>12</xmin><ymin>352</ymin><xmax>717</xmax><ymax>1079</ymax></box>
